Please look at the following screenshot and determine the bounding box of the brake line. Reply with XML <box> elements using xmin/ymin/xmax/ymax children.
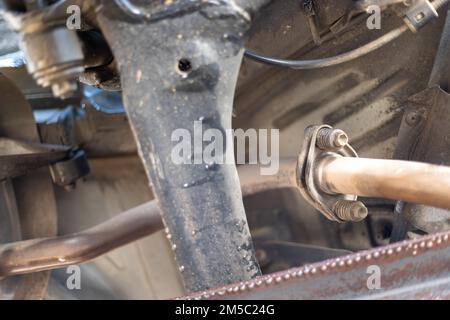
<box><xmin>244</xmin><ymin>25</ymin><xmax>409</xmax><ymax>70</ymax></box>
<box><xmin>245</xmin><ymin>0</ymin><xmax>450</xmax><ymax>69</ymax></box>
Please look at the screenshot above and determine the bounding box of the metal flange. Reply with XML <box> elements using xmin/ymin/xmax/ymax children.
<box><xmin>297</xmin><ymin>125</ymin><xmax>368</xmax><ymax>223</ymax></box>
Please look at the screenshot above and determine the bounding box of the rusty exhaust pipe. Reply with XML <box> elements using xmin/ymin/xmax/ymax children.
<box><xmin>0</xmin><ymin>201</ymin><xmax>163</xmax><ymax>278</ymax></box>
<box><xmin>0</xmin><ymin>167</ymin><xmax>299</xmax><ymax>278</ymax></box>
<box><xmin>4</xmin><ymin>131</ymin><xmax>450</xmax><ymax>277</ymax></box>
<box><xmin>316</xmin><ymin>156</ymin><xmax>450</xmax><ymax>211</ymax></box>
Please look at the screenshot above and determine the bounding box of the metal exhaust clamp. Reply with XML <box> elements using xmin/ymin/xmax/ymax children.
<box><xmin>297</xmin><ymin>125</ymin><xmax>368</xmax><ymax>223</ymax></box>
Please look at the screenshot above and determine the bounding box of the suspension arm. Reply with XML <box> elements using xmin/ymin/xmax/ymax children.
<box><xmin>95</xmin><ymin>0</ymin><xmax>270</xmax><ymax>292</ymax></box>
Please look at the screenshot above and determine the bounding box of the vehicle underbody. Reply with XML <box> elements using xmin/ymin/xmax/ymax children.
<box><xmin>1</xmin><ymin>0</ymin><xmax>450</xmax><ymax>300</ymax></box>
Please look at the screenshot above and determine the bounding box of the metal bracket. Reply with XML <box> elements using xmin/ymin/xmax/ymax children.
<box><xmin>297</xmin><ymin>125</ymin><xmax>366</xmax><ymax>223</ymax></box>
<box><xmin>403</xmin><ymin>0</ymin><xmax>439</xmax><ymax>32</ymax></box>
<box><xmin>49</xmin><ymin>149</ymin><xmax>90</xmax><ymax>189</ymax></box>
<box><xmin>0</xmin><ymin>137</ymin><xmax>89</xmax><ymax>188</ymax></box>
<box><xmin>0</xmin><ymin>138</ymin><xmax>69</xmax><ymax>181</ymax></box>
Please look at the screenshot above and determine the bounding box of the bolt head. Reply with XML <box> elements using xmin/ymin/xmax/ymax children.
<box><xmin>405</xmin><ymin>111</ymin><xmax>421</xmax><ymax>126</ymax></box>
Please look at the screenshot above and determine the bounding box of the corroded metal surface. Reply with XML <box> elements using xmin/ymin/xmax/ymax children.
<box><xmin>5</xmin><ymin>155</ymin><xmax>450</xmax><ymax>280</ymax></box>
<box><xmin>0</xmin><ymin>202</ymin><xmax>163</xmax><ymax>277</ymax></box>
<box><xmin>0</xmin><ymin>164</ymin><xmax>298</xmax><ymax>278</ymax></box>
<box><xmin>183</xmin><ymin>230</ymin><xmax>450</xmax><ymax>299</ymax></box>
<box><xmin>96</xmin><ymin>0</ymin><xmax>271</xmax><ymax>292</ymax></box>
<box><xmin>237</xmin><ymin>159</ymin><xmax>298</xmax><ymax>197</ymax></box>
<box><xmin>317</xmin><ymin>156</ymin><xmax>450</xmax><ymax>211</ymax></box>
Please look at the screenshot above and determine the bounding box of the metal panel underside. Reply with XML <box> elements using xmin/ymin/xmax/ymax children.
<box><xmin>185</xmin><ymin>230</ymin><xmax>450</xmax><ymax>300</ymax></box>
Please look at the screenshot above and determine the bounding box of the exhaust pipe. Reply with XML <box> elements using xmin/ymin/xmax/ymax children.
<box><xmin>3</xmin><ymin>126</ymin><xmax>450</xmax><ymax>277</ymax></box>
<box><xmin>316</xmin><ymin>156</ymin><xmax>450</xmax><ymax>211</ymax></box>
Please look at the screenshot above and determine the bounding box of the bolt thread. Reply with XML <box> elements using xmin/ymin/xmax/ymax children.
<box><xmin>316</xmin><ymin>128</ymin><xmax>348</xmax><ymax>150</ymax></box>
<box><xmin>333</xmin><ymin>200</ymin><xmax>368</xmax><ymax>222</ymax></box>
<box><xmin>316</xmin><ymin>129</ymin><xmax>332</xmax><ymax>149</ymax></box>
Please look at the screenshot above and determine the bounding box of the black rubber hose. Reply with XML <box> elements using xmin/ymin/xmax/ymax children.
<box><xmin>244</xmin><ymin>25</ymin><xmax>408</xmax><ymax>70</ymax></box>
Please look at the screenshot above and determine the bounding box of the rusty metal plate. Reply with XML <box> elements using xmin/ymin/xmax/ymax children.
<box><xmin>184</xmin><ymin>231</ymin><xmax>450</xmax><ymax>300</ymax></box>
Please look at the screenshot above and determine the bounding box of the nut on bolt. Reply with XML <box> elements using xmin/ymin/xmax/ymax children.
<box><xmin>333</xmin><ymin>200</ymin><xmax>368</xmax><ymax>222</ymax></box>
<box><xmin>21</xmin><ymin>26</ymin><xmax>84</xmax><ymax>99</ymax></box>
<box><xmin>316</xmin><ymin>128</ymin><xmax>349</xmax><ymax>150</ymax></box>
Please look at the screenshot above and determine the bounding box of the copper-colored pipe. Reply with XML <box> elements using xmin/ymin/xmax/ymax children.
<box><xmin>237</xmin><ymin>159</ymin><xmax>298</xmax><ymax>197</ymax></box>
<box><xmin>317</xmin><ymin>156</ymin><xmax>450</xmax><ymax>210</ymax></box>
<box><xmin>0</xmin><ymin>201</ymin><xmax>163</xmax><ymax>277</ymax></box>
<box><xmin>5</xmin><ymin>156</ymin><xmax>450</xmax><ymax>277</ymax></box>
<box><xmin>0</xmin><ymin>164</ymin><xmax>298</xmax><ymax>278</ymax></box>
